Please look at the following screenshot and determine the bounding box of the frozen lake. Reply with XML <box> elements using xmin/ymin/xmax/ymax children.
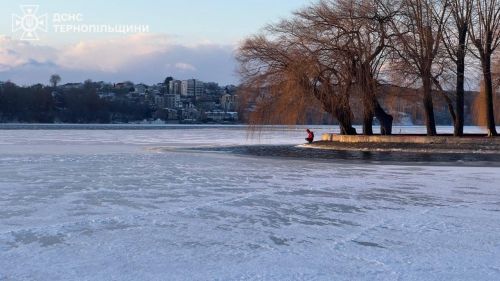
<box><xmin>0</xmin><ymin>125</ymin><xmax>499</xmax><ymax>280</ymax></box>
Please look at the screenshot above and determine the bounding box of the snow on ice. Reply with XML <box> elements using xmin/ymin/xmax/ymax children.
<box><xmin>0</xmin><ymin>126</ymin><xmax>499</xmax><ymax>280</ymax></box>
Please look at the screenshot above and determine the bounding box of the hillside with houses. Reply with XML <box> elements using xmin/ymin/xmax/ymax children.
<box><xmin>0</xmin><ymin>78</ymin><xmax>240</xmax><ymax>124</ymax></box>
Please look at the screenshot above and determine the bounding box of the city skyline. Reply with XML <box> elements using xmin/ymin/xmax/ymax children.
<box><xmin>0</xmin><ymin>0</ymin><xmax>310</xmax><ymax>85</ymax></box>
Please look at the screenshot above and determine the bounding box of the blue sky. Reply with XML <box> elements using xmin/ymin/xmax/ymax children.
<box><xmin>0</xmin><ymin>1</ymin><xmax>310</xmax><ymax>85</ymax></box>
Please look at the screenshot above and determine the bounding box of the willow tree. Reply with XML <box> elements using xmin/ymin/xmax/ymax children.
<box><xmin>237</xmin><ymin>37</ymin><xmax>322</xmax><ymax>125</ymax></box>
<box><xmin>295</xmin><ymin>0</ymin><xmax>396</xmax><ymax>135</ymax></box>
<box><xmin>469</xmin><ymin>0</ymin><xmax>500</xmax><ymax>136</ymax></box>
<box><xmin>390</xmin><ymin>0</ymin><xmax>450</xmax><ymax>136</ymax></box>
<box><xmin>238</xmin><ymin>31</ymin><xmax>358</xmax><ymax>134</ymax></box>
<box><xmin>238</xmin><ymin>0</ymin><xmax>401</xmax><ymax>135</ymax></box>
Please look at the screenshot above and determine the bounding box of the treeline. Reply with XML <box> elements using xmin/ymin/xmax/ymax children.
<box><xmin>238</xmin><ymin>0</ymin><xmax>500</xmax><ymax>136</ymax></box>
<box><xmin>0</xmin><ymin>82</ymin><xmax>151</xmax><ymax>123</ymax></box>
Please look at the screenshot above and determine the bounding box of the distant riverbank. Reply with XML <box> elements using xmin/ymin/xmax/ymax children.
<box><xmin>0</xmin><ymin>123</ymin><xmax>249</xmax><ymax>130</ymax></box>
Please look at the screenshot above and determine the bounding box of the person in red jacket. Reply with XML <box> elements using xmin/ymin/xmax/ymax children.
<box><xmin>305</xmin><ymin>129</ymin><xmax>314</xmax><ymax>143</ymax></box>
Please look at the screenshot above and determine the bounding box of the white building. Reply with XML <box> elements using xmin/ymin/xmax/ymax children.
<box><xmin>181</xmin><ymin>79</ymin><xmax>205</xmax><ymax>97</ymax></box>
<box><xmin>169</xmin><ymin>80</ymin><xmax>182</xmax><ymax>95</ymax></box>
<box><xmin>165</xmin><ymin>94</ymin><xmax>181</xmax><ymax>109</ymax></box>
<box><xmin>206</xmin><ymin>111</ymin><xmax>238</xmax><ymax>122</ymax></box>
<box><xmin>220</xmin><ymin>94</ymin><xmax>238</xmax><ymax>112</ymax></box>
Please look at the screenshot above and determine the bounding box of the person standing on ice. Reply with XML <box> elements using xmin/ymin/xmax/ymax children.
<box><xmin>305</xmin><ymin>129</ymin><xmax>314</xmax><ymax>144</ymax></box>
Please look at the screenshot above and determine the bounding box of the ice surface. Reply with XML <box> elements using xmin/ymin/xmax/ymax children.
<box><xmin>0</xmin><ymin>125</ymin><xmax>499</xmax><ymax>280</ymax></box>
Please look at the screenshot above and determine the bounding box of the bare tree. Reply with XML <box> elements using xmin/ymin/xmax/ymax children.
<box><xmin>238</xmin><ymin>0</ymin><xmax>401</xmax><ymax>135</ymax></box>
<box><xmin>297</xmin><ymin>0</ymin><xmax>396</xmax><ymax>135</ymax></box>
<box><xmin>390</xmin><ymin>0</ymin><xmax>450</xmax><ymax>135</ymax></box>
<box><xmin>50</xmin><ymin>74</ymin><xmax>61</xmax><ymax>88</ymax></box>
<box><xmin>442</xmin><ymin>0</ymin><xmax>473</xmax><ymax>136</ymax></box>
<box><xmin>469</xmin><ymin>0</ymin><xmax>500</xmax><ymax>136</ymax></box>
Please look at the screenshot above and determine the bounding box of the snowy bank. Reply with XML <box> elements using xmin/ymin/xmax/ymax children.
<box><xmin>312</xmin><ymin>134</ymin><xmax>500</xmax><ymax>154</ymax></box>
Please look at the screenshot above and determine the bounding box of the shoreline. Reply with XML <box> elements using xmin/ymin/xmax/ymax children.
<box><xmin>306</xmin><ymin>134</ymin><xmax>500</xmax><ymax>154</ymax></box>
<box><xmin>180</xmin><ymin>145</ymin><xmax>500</xmax><ymax>167</ymax></box>
<box><xmin>303</xmin><ymin>142</ymin><xmax>500</xmax><ymax>154</ymax></box>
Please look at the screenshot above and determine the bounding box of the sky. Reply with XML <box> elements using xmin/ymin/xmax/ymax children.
<box><xmin>0</xmin><ymin>0</ymin><xmax>311</xmax><ymax>85</ymax></box>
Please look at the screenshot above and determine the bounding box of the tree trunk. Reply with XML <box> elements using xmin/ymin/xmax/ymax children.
<box><xmin>321</xmin><ymin>94</ymin><xmax>357</xmax><ymax>135</ymax></box>
<box><xmin>363</xmin><ymin>113</ymin><xmax>374</xmax><ymax>135</ymax></box>
<box><xmin>374</xmin><ymin>100</ymin><xmax>393</xmax><ymax>135</ymax></box>
<box><xmin>455</xmin><ymin>61</ymin><xmax>465</xmax><ymax>136</ymax></box>
<box><xmin>335</xmin><ymin>103</ymin><xmax>357</xmax><ymax>135</ymax></box>
<box><xmin>363</xmin><ymin>97</ymin><xmax>374</xmax><ymax>135</ymax></box>
<box><xmin>360</xmin><ymin>63</ymin><xmax>376</xmax><ymax>135</ymax></box>
<box><xmin>358</xmin><ymin>62</ymin><xmax>393</xmax><ymax>135</ymax></box>
<box><xmin>482</xmin><ymin>56</ymin><xmax>498</xmax><ymax>136</ymax></box>
<box><xmin>422</xmin><ymin>75</ymin><xmax>437</xmax><ymax>136</ymax></box>
<box><xmin>454</xmin><ymin>26</ymin><xmax>467</xmax><ymax>137</ymax></box>
<box><xmin>340</xmin><ymin>123</ymin><xmax>357</xmax><ymax>135</ymax></box>
<box><xmin>336</xmin><ymin>107</ymin><xmax>357</xmax><ymax>135</ymax></box>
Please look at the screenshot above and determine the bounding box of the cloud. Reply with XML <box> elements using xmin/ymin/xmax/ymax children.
<box><xmin>174</xmin><ymin>62</ymin><xmax>196</xmax><ymax>72</ymax></box>
<box><xmin>0</xmin><ymin>34</ymin><xmax>238</xmax><ymax>85</ymax></box>
<box><xmin>57</xmin><ymin>34</ymin><xmax>172</xmax><ymax>72</ymax></box>
<box><xmin>0</xmin><ymin>36</ymin><xmax>57</xmax><ymax>70</ymax></box>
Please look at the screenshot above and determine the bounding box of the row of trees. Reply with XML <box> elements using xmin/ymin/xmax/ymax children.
<box><xmin>238</xmin><ymin>0</ymin><xmax>500</xmax><ymax>136</ymax></box>
<box><xmin>0</xmin><ymin>81</ymin><xmax>151</xmax><ymax>123</ymax></box>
